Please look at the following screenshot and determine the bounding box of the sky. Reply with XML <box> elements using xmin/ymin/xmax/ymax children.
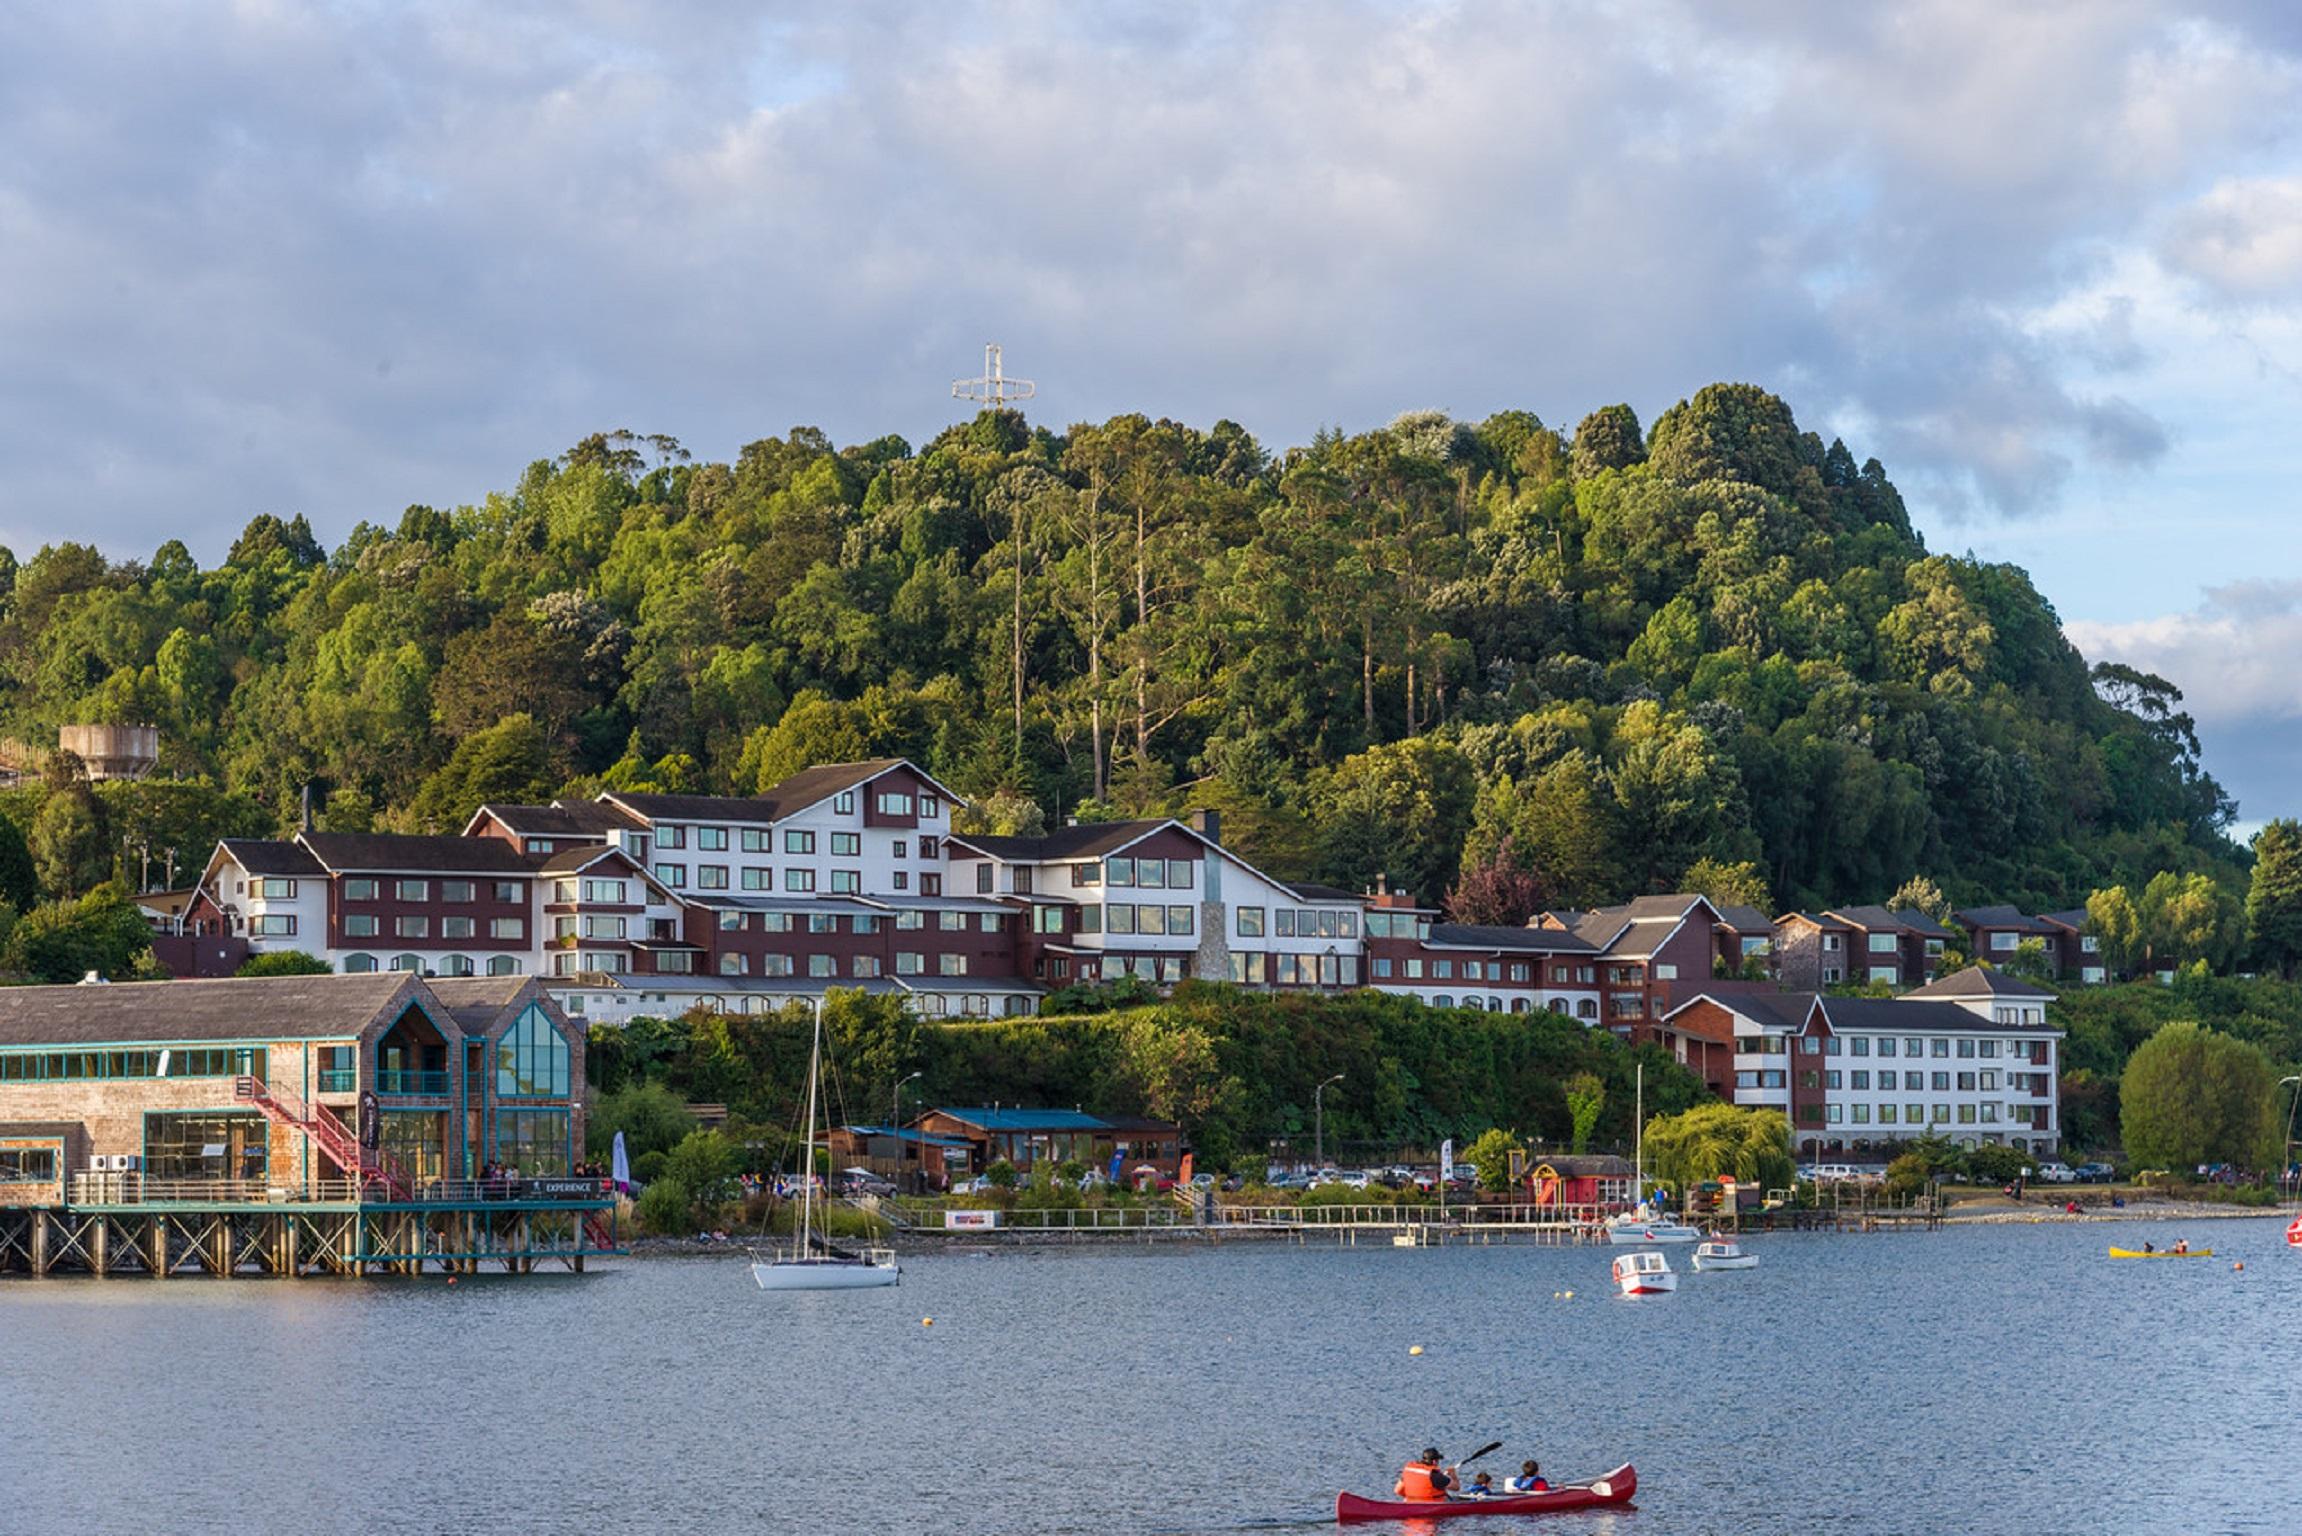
<box><xmin>2</xmin><ymin>2</ymin><xmax>2301</xmax><ymax>822</ymax></box>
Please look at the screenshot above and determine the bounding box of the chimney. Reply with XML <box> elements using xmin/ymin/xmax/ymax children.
<box><xmin>1188</xmin><ymin>807</ymin><xmax>1221</xmax><ymax>846</ymax></box>
<box><xmin>299</xmin><ymin>782</ymin><xmax>313</xmax><ymax>835</ymax></box>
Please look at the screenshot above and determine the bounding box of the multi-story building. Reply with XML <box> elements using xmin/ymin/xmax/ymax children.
<box><xmin>2039</xmin><ymin>909</ymin><xmax>2106</xmax><ymax>984</ymax></box>
<box><xmin>1660</xmin><ymin>967</ymin><xmax>2062</xmax><ymax>1156</ymax></box>
<box><xmin>1774</xmin><ymin>905</ymin><xmax>1952</xmax><ymax>990</ymax></box>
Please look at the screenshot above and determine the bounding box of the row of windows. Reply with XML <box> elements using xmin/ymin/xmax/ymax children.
<box><xmin>1079</xmin><ymin>904</ymin><xmax>1197</xmax><ymax>937</ymax></box>
<box><xmin>1224</xmin><ymin>952</ymin><xmax>1362</xmax><ymax>986</ymax></box>
<box><xmin>1809</xmin><ymin>1069</ymin><xmax>2008</xmax><ymax>1092</ymax></box>
<box><xmin>1365</xmin><ymin>912</ymin><xmax>1433</xmax><ymax>940</ymax></box>
<box><xmin>342</xmin><ymin>954</ymin><xmax>523</xmax><ymax>976</ymax></box>
<box><xmin>342</xmin><ymin>879</ymin><xmax>525</xmax><ymax>904</ymax></box>
<box><xmin>650</xmin><ymin>795</ymin><xmax>942</xmax><ymax>853</ymax></box>
<box><xmin>344</xmin><ymin>915</ymin><xmax>524</xmax><ymax>940</ymax></box>
<box><xmin>1067</xmin><ymin>857</ymin><xmax>1197</xmax><ymax>891</ymax></box>
<box><xmin>0</xmin><ymin>1047</ymin><xmax>265</xmax><ymax>1082</ymax></box>
<box><xmin>1743</xmin><ymin>1035</ymin><xmax>2047</xmax><ymax>1062</ymax></box>
<box><xmin>0</xmin><ymin>1146</ymin><xmax>58</xmax><ymax>1182</ymax></box>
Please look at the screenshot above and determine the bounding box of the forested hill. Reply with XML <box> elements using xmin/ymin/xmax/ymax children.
<box><xmin>4</xmin><ymin>383</ymin><xmax>2239</xmax><ymax>914</ymax></box>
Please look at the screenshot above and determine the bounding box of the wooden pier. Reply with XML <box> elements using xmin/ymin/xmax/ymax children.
<box><xmin>0</xmin><ymin>1175</ymin><xmax>620</xmax><ymax>1279</ymax></box>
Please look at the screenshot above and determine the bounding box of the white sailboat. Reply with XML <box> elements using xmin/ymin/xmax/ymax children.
<box><xmin>1606</xmin><ymin>1062</ymin><xmax>1702</xmax><ymax>1245</ymax></box>
<box><xmin>751</xmin><ymin>1012</ymin><xmax>899</xmax><ymax>1291</ymax></box>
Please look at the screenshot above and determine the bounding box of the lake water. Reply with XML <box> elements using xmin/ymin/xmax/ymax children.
<box><xmin>3</xmin><ymin>1216</ymin><xmax>2299</xmax><ymax>1535</ymax></box>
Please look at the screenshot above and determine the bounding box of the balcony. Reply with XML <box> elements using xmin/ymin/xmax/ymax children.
<box><xmin>317</xmin><ymin>1069</ymin><xmax>358</xmax><ymax>1093</ymax></box>
<box><xmin>374</xmin><ymin>1069</ymin><xmax>449</xmax><ymax>1096</ymax></box>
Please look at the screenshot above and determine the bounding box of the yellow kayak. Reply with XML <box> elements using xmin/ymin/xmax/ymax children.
<box><xmin>2108</xmin><ymin>1246</ymin><xmax>2213</xmax><ymax>1259</ymax></box>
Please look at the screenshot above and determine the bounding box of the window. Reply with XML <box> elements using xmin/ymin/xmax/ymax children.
<box><xmin>1852</xmin><ymin>1104</ymin><xmax>1871</xmax><ymax>1124</ymax></box>
<box><xmin>1106</xmin><ymin>857</ymin><xmax>1134</xmax><ymax>887</ymax></box>
<box><xmin>654</xmin><ymin>864</ymin><xmax>686</xmax><ymax>887</ymax></box>
<box><xmin>920</xmin><ymin>837</ymin><xmax>940</xmax><ymax>860</ymax></box>
<box><xmin>0</xmin><ymin>1145</ymin><xmax>58</xmax><ymax>1183</ymax></box>
<box><xmin>1867</xmin><ymin>965</ymin><xmax>1896</xmax><ymax>983</ymax></box>
<box><xmin>1906</xmin><ymin>1071</ymin><xmax>1924</xmax><ymax>1089</ymax></box>
<box><xmin>1957</xmin><ymin>1072</ymin><xmax>1976</xmax><ymax>1091</ymax></box>
<box><xmin>442</xmin><ymin>917</ymin><xmax>475</xmax><ymax>939</ymax></box>
<box><xmin>582</xmin><ymin>915</ymin><xmax>626</xmax><ymax>940</ymax></box>
<box><xmin>439</xmin><ymin>955</ymin><xmax>475</xmax><ymax>977</ymax></box>
<box><xmin>921</xmin><ymin>794</ymin><xmax>940</xmax><ymax>818</ymax></box>
<box><xmin>834</xmin><ymin>791</ymin><xmax>855</xmax><ymax>815</ymax></box>
<box><xmin>1822</xmin><ymin>934</ymin><xmax>1842</xmax><ymax>952</ymax></box>
<box><xmin>440</xmin><ymin>880</ymin><xmax>475</xmax><ymax>904</ymax></box>
<box><xmin>1867</xmin><ymin>932</ymin><xmax>1897</xmax><ymax>953</ymax></box>
<box><xmin>493</xmin><ymin>881</ymin><xmax>522</xmax><ymax>904</ymax></box>
<box><xmin>1931</xmin><ymin>1104</ymin><xmax>1950</xmax><ymax>1124</ymax></box>
<box><xmin>831</xmin><ymin>832</ymin><xmax>861</xmax><ymax>856</ymax></box>
<box><xmin>396</xmin><ymin>880</ymin><xmax>429</xmax><ymax>901</ymax></box>
<box><xmin>582</xmin><ymin>879</ymin><xmax>627</xmax><ymax>904</ymax></box>
<box><xmin>1877</xmin><ymin>1038</ymin><xmax>1896</xmax><ymax>1058</ymax></box>
<box><xmin>939</xmin><ymin>953</ymin><xmax>968</xmax><ymax>976</ymax></box>
<box><xmin>761</xmin><ymin>955</ymin><xmax>794</xmax><ymax>977</ymax></box>
<box><xmin>1931</xmin><ymin>1072</ymin><xmax>1950</xmax><ymax>1091</ymax></box>
<box><xmin>1851</xmin><ymin>1036</ymin><xmax>1870</xmax><ymax>1056</ymax></box>
<box><xmin>1372</xmin><ymin>957</ymin><xmax>1393</xmax><ymax>978</ymax></box>
<box><xmin>1072</xmin><ymin>862</ymin><xmax>1101</xmax><ymax>889</ymax></box>
<box><xmin>741</xmin><ymin>829</ymin><xmax>770</xmax><ymax>853</ymax></box>
<box><xmin>1905</xmin><ymin>1039</ymin><xmax>1925</xmax><ymax>1058</ymax></box>
<box><xmin>345</xmin><ymin>878</ymin><xmax>379</xmax><ymax>901</ymax></box>
<box><xmin>1800</xmin><ymin>1037</ymin><xmax>1820</xmax><ymax>1055</ymax></box>
<box><xmin>699</xmin><ymin>866</ymin><xmax>728</xmax><ymax>890</ymax></box>
<box><xmin>1931</xmin><ymin>1038</ymin><xmax>1950</xmax><ymax>1057</ymax></box>
<box><xmin>1434</xmin><ymin>959</ymin><xmax>1455</xmax><ymax>980</ymax></box>
<box><xmin>876</xmin><ymin>791</ymin><xmax>914</xmax><ymax>817</ymax></box>
<box><xmin>495</xmin><ymin>1108</ymin><xmax>570</xmax><ymax>1176</ymax></box>
<box><xmin>1826</xmin><ymin>1104</ymin><xmax>1843</xmax><ymax>1124</ymax></box>
<box><xmin>895</xmin><ymin>951</ymin><xmax>925</xmax><ymax>976</ymax></box>
<box><xmin>1980</xmin><ymin>1040</ymin><xmax>1999</xmax><ymax>1058</ymax></box>
<box><xmin>1136</xmin><ymin>860</ymin><xmax>1165</xmax><ymax>891</ymax></box>
<box><xmin>1167</xmin><ymin>906</ymin><xmax>1193</xmax><ymax>935</ymax></box>
<box><xmin>1404</xmin><ymin>959</ymin><xmax>1423</xmax><ymax>979</ymax></box>
<box><xmin>143</xmin><ymin>1112</ymin><xmax>268</xmax><ymax>1180</ymax></box>
<box><xmin>487</xmin><ymin>956</ymin><xmax>519</xmax><ymax>976</ymax></box>
<box><xmin>809</xmin><ymin>914</ymin><xmax>835</xmax><ymax>934</ymax></box>
<box><xmin>1510</xmin><ymin>963</ymin><xmax>1529</xmax><ymax>982</ymax></box>
<box><xmin>784</xmin><ymin>830</ymin><xmax>815</xmax><ymax>854</ymax></box>
<box><xmin>657</xmin><ymin>826</ymin><xmax>687</xmax><ymax>850</ymax></box>
<box><xmin>719</xmin><ymin>952</ymin><xmax>748</xmax><ymax>977</ymax></box>
<box><xmin>344</xmin><ymin>953</ymin><xmax>377</xmax><ymax>973</ymax></box>
<box><xmin>2081</xmin><ymin>934</ymin><xmax>2099</xmax><ymax>953</ymax></box>
<box><xmin>1980</xmin><ymin>1070</ymin><xmax>2000</xmax><ymax>1091</ymax></box>
<box><xmin>808</xmin><ymin>955</ymin><xmax>835</xmax><ymax>978</ymax></box>
<box><xmin>1981</xmin><ymin>1102</ymin><xmax>2000</xmax><ymax>1123</ymax></box>
<box><xmin>1956</xmin><ymin>1038</ymin><xmax>1976</xmax><ymax>1058</ymax></box>
<box><xmin>1107</xmin><ymin>904</ymin><xmax>1135</xmax><ymax>935</ymax></box>
<box><xmin>1653</xmin><ymin>963</ymin><xmax>1678</xmax><ymax>981</ymax></box>
<box><xmin>785</xmin><ymin>869</ymin><xmax>816</xmax><ymax>892</ymax></box>
<box><xmin>830</xmin><ymin>870</ymin><xmax>860</xmax><ymax>894</ymax></box>
<box><xmin>1166</xmin><ymin>859</ymin><xmax>1192</xmax><ymax>889</ymax></box>
<box><xmin>937</xmin><ymin>911</ymin><xmax>967</xmax><ymax>932</ymax></box>
<box><xmin>395</xmin><ymin>916</ymin><xmax>429</xmax><ymax>938</ymax></box>
<box><xmin>260</xmin><ymin>877</ymin><xmax>298</xmax><ymax>899</ymax></box>
<box><xmin>698</xmin><ymin>827</ymin><xmax>727</xmax><ymax>851</ymax></box>
<box><xmin>1275</xmin><ymin>909</ymin><xmax>1295</xmax><ymax>938</ymax></box>
<box><xmin>343</xmin><ymin>914</ymin><xmax>379</xmax><ymax>938</ymax></box>
<box><xmin>854</xmin><ymin>914</ymin><xmax>880</xmax><ymax>936</ymax></box>
<box><xmin>1236</xmin><ymin>906</ymin><xmax>1264</xmax><ymax>937</ymax></box>
<box><xmin>1821</xmin><ymin>967</ymin><xmax>1842</xmax><ymax>983</ymax></box>
<box><xmin>1852</xmin><ymin>1070</ymin><xmax>1870</xmax><ymax>1090</ymax></box>
<box><xmin>979</xmin><ymin>912</ymin><xmax>1002</xmax><ymax>933</ymax></box>
<box><xmin>1078</xmin><ymin>905</ymin><xmax>1101</xmax><ymax>934</ymax></box>
<box><xmin>741</xmin><ymin>866</ymin><xmax>772</xmax><ymax>891</ymax></box>
<box><xmin>1825</xmin><ymin>1070</ymin><xmax>1841</xmax><ymax>1089</ymax></box>
<box><xmin>1877</xmin><ymin>1104</ymin><xmax>1896</xmax><ymax>1124</ymax></box>
<box><xmin>853</xmin><ymin>955</ymin><xmax>881</xmax><ymax>977</ymax></box>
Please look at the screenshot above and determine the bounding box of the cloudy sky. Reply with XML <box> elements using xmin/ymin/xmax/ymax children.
<box><xmin>3</xmin><ymin>2</ymin><xmax>2300</xmax><ymax>820</ymax></box>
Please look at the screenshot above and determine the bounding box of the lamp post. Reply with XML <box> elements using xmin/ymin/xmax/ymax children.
<box><xmin>894</xmin><ymin>1070</ymin><xmax>923</xmax><ymax>1192</ymax></box>
<box><xmin>1315</xmin><ymin>1073</ymin><xmax>1344</xmax><ymax>1169</ymax></box>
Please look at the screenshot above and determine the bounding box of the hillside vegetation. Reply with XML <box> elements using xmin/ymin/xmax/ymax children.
<box><xmin>0</xmin><ymin>383</ymin><xmax>2237</xmax><ymax>913</ymax></box>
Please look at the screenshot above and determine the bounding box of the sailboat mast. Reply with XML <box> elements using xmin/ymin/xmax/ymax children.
<box><xmin>799</xmin><ymin>1013</ymin><xmax>823</xmax><ymax>1248</ymax></box>
<box><xmin>1634</xmin><ymin>1061</ymin><xmax>1644</xmax><ymax>1205</ymax></box>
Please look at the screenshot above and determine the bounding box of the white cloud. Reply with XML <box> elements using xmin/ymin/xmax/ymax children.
<box><xmin>2163</xmin><ymin>176</ymin><xmax>2302</xmax><ymax>300</ymax></box>
<box><xmin>0</xmin><ymin>1</ymin><xmax>2300</xmax><ymax>560</ymax></box>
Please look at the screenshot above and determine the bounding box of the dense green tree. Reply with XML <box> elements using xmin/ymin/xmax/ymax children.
<box><xmin>30</xmin><ymin>779</ymin><xmax>110</xmax><ymax>900</ymax></box>
<box><xmin>2247</xmin><ymin>819</ymin><xmax>2302</xmax><ymax>979</ymax></box>
<box><xmin>3</xmin><ymin>887</ymin><xmax>150</xmax><ymax>982</ymax></box>
<box><xmin>237</xmin><ymin>950</ymin><xmax>333</xmax><ymax>976</ymax></box>
<box><xmin>403</xmin><ymin>713</ymin><xmax>556</xmax><ymax>832</ymax></box>
<box><xmin>1640</xmin><ymin>1103</ymin><xmax>1794</xmax><ymax>1192</ymax></box>
<box><xmin>2119</xmin><ymin>1022</ymin><xmax>2279</xmax><ymax>1171</ymax></box>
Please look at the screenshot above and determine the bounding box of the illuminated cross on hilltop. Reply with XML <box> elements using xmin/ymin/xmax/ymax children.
<box><xmin>951</xmin><ymin>343</ymin><xmax>1035</xmax><ymax>408</ymax></box>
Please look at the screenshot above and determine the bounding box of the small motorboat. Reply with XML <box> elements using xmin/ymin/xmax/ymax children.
<box><xmin>2108</xmin><ymin>1246</ymin><xmax>2213</xmax><ymax>1259</ymax></box>
<box><xmin>1604</xmin><ymin>1205</ymin><xmax>1701</xmax><ymax>1244</ymax></box>
<box><xmin>1612</xmin><ymin>1249</ymin><xmax>1676</xmax><ymax>1296</ymax></box>
<box><xmin>1335</xmin><ymin>1464</ymin><xmax>1636</xmax><ymax>1523</ymax></box>
<box><xmin>2286</xmin><ymin>1215</ymin><xmax>2302</xmax><ymax>1249</ymax></box>
<box><xmin>1691</xmin><ymin>1238</ymin><xmax>1757</xmax><ymax>1271</ymax></box>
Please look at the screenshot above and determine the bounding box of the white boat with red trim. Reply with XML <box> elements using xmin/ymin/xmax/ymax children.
<box><xmin>1612</xmin><ymin>1249</ymin><xmax>1676</xmax><ymax>1296</ymax></box>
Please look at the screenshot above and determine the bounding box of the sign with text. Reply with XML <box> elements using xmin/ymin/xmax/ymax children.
<box><xmin>944</xmin><ymin>1209</ymin><xmax>1000</xmax><ymax>1230</ymax></box>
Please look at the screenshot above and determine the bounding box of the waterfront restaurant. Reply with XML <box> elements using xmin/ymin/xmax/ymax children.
<box><xmin>0</xmin><ymin>971</ymin><xmax>588</xmax><ymax>1199</ymax></box>
<box><xmin>906</xmin><ymin>1107</ymin><xmax>1185</xmax><ymax>1176</ymax></box>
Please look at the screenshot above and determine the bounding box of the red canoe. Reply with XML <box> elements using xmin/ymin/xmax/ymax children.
<box><xmin>1335</xmin><ymin>1464</ymin><xmax>1636</xmax><ymax>1522</ymax></box>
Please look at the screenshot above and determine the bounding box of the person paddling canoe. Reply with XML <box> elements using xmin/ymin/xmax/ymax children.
<box><xmin>1395</xmin><ymin>1448</ymin><xmax>1456</xmax><ymax>1501</ymax></box>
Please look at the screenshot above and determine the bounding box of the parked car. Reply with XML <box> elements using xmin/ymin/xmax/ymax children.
<box><xmin>2073</xmin><ymin>1161</ymin><xmax>2116</xmax><ymax>1183</ymax></box>
<box><xmin>837</xmin><ymin>1167</ymin><xmax>896</xmax><ymax>1197</ymax></box>
<box><xmin>2195</xmin><ymin>1162</ymin><xmax>2239</xmax><ymax>1185</ymax></box>
<box><xmin>2034</xmin><ymin>1161</ymin><xmax>2078</xmax><ymax>1184</ymax></box>
<box><xmin>1189</xmin><ymin>1172</ymin><xmax>1217</xmax><ymax>1190</ymax></box>
<box><xmin>1336</xmin><ymin>1170</ymin><xmax>1373</xmax><ymax>1190</ymax></box>
<box><xmin>1132</xmin><ymin>1165</ymin><xmax>1176</xmax><ymax>1192</ymax></box>
<box><xmin>951</xmin><ymin>1174</ymin><xmax>996</xmax><ymax>1194</ymax></box>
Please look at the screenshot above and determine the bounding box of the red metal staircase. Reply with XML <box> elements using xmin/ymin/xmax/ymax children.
<box><xmin>235</xmin><ymin>1076</ymin><xmax>412</xmax><ymax>1199</ymax></box>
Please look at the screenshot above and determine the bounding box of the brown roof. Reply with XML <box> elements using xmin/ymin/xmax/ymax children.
<box><xmin>602</xmin><ymin>758</ymin><xmax>952</xmax><ymax>828</ymax></box>
<box><xmin>1571</xmin><ymin>895</ymin><xmax>1716</xmax><ymax>957</ymax></box>
<box><xmin>1902</xmin><ymin>966</ymin><xmax>2058</xmax><ymax>1002</ymax></box>
<box><xmin>950</xmin><ymin>819</ymin><xmax>1178</xmax><ymax>862</ymax></box>
<box><xmin>1664</xmin><ymin>989</ymin><xmax>1811</xmax><ymax>1031</ymax></box>
<box><xmin>420</xmin><ymin>976</ymin><xmax>564</xmax><ymax>1037</ymax></box>
<box><xmin>299</xmin><ymin>833</ymin><xmax>540</xmax><ymax>876</ymax></box>
<box><xmin>473</xmin><ymin>801</ymin><xmax>643</xmax><ymax>838</ymax></box>
<box><xmin>0</xmin><ymin>973</ymin><xmax>422</xmax><ymax>1047</ymax></box>
<box><xmin>217</xmin><ymin>839</ymin><xmax>327</xmax><ymax>878</ymax></box>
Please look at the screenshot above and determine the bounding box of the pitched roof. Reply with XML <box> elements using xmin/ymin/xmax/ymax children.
<box><xmin>419</xmin><ymin>976</ymin><xmax>560</xmax><ymax>1037</ymax></box>
<box><xmin>471</xmin><ymin>801</ymin><xmax>643</xmax><ymax>838</ymax></box>
<box><xmin>1571</xmin><ymin>896</ymin><xmax>1715</xmax><ymax>957</ymax></box>
<box><xmin>1902</xmin><ymin>966</ymin><xmax>2058</xmax><ymax>1001</ymax></box>
<box><xmin>1427</xmin><ymin>922</ymin><xmax>1597</xmax><ymax>954</ymax></box>
<box><xmin>601</xmin><ymin>758</ymin><xmax>953</xmax><ymax>828</ymax></box>
<box><xmin>216</xmin><ymin>839</ymin><xmax>327</xmax><ymax>878</ymax></box>
<box><xmin>1826</xmin><ymin>904</ymin><xmax>1907</xmax><ymax>931</ymax></box>
<box><xmin>1664</xmin><ymin>989</ymin><xmax>1810</xmax><ymax>1031</ymax></box>
<box><xmin>929</xmin><ymin>1107</ymin><xmax>1108</xmax><ymax>1132</ymax></box>
<box><xmin>1954</xmin><ymin>905</ymin><xmax>2058</xmax><ymax>935</ymax></box>
<box><xmin>949</xmin><ymin>820</ymin><xmax>1175</xmax><ymax>862</ymax></box>
<box><xmin>1779</xmin><ymin>910</ymin><xmax>1852</xmax><ymax>931</ymax></box>
<box><xmin>1715</xmin><ymin>904</ymin><xmax>1773</xmax><ymax>932</ymax></box>
<box><xmin>1813</xmin><ymin>995</ymin><xmax>2058</xmax><ymax>1034</ymax></box>
<box><xmin>2041</xmin><ymin>909</ymin><xmax>2090</xmax><ymax>933</ymax></box>
<box><xmin>299</xmin><ymin>833</ymin><xmax>540</xmax><ymax>876</ymax></box>
<box><xmin>0</xmin><ymin>972</ymin><xmax>420</xmax><ymax>1047</ymax></box>
<box><xmin>1284</xmin><ymin>881</ymin><xmax>1365</xmax><ymax>904</ymax></box>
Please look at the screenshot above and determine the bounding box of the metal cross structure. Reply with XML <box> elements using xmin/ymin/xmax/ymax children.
<box><xmin>951</xmin><ymin>343</ymin><xmax>1035</xmax><ymax>408</ymax></box>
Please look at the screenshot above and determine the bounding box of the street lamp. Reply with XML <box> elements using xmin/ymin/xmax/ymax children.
<box><xmin>894</xmin><ymin>1070</ymin><xmax>923</xmax><ymax>1192</ymax></box>
<box><xmin>1315</xmin><ymin>1073</ymin><xmax>1344</xmax><ymax>1168</ymax></box>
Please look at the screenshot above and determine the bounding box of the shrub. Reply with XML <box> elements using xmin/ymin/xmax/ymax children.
<box><xmin>1962</xmin><ymin>1143</ymin><xmax>2029</xmax><ymax>1184</ymax></box>
<box><xmin>236</xmin><ymin>950</ymin><xmax>332</xmax><ymax>977</ymax></box>
<box><xmin>985</xmin><ymin>1159</ymin><xmax>1018</xmax><ymax>1190</ymax></box>
<box><xmin>1464</xmin><ymin>1127</ymin><xmax>1524</xmax><ymax>1192</ymax></box>
<box><xmin>636</xmin><ymin>1177</ymin><xmax>693</xmax><ymax>1235</ymax></box>
<box><xmin>662</xmin><ymin>1130</ymin><xmax>740</xmax><ymax>1208</ymax></box>
<box><xmin>587</xmin><ymin>1081</ymin><xmax>698</xmax><ymax>1161</ymax></box>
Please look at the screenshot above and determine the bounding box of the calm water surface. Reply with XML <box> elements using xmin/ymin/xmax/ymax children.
<box><xmin>3</xmin><ymin>1217</ymin><xmax>2299</xmax><ymax>1535</ymax></box>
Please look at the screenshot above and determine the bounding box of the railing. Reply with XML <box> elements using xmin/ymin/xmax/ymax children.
<box><xmin>70</xmin><ymin>1174</ymin><xmax>363</xmax><ymax>1205</ymax></box>
<box><xmin>388</xmin><ymin>1177</ymin><xmax>614</xmax><ymax>1204</ymax></box>
<box><xmin>317</xmin><ymin>1069</ymin><xmax>358</xmax><ymax>1093</ymax></box>
<box><xmin>374</xmin><ymin>1070</ymin><xmax>449</xmax><ymax>1095</ymax></box>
